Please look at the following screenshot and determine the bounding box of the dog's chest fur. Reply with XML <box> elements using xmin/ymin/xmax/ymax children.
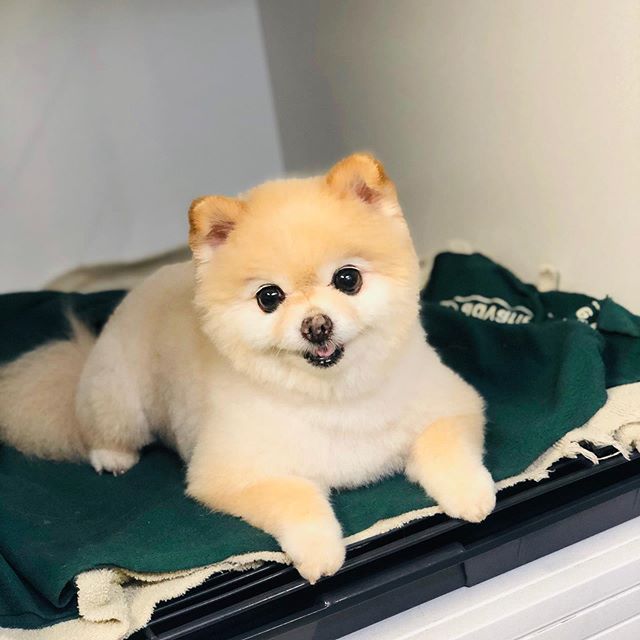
<box><xmin>199</xmin><ymin>331</ymin><xmax>439</xmax><ymax>489</ymax></box>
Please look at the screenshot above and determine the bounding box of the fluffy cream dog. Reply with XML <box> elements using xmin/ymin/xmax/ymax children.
<box><xmin>0</xmin><ymin>154</ymin><xmax>495</xmax><ymax>582</ymax></box>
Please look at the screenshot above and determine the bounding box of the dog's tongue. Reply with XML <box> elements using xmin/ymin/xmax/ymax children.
<box><xmin>315</xmin><ymin>343</ymin><xmax>336</xmax><ymax>358</ymax></box>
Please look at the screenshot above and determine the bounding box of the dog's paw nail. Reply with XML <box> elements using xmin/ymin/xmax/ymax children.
<box><xmin>89</xmin><ymin>449</ymin><xmax>139</xmax><ymax>475</ymax></box>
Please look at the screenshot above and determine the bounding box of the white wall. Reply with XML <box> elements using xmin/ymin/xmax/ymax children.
<box><xmin>260</xmin><ymin>0</ymin><xmax>640</xmax><ymax>309</ymax></box>
<box><xmin>0</xmin><ymin>0</ymin><xmax>283</xmax><ymax>291</ymax></box>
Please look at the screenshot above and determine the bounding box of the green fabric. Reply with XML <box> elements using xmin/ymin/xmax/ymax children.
<box><xmin>1</xmin><ymin>253</ymin><xmax>640</xmax><ymax>630</ymax></box>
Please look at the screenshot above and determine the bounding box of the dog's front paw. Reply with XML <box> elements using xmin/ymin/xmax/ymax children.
<box><xmin>279</xmin><ymin>519</ymin><xmax>346</xmax><ymax>584</ymax></box>
<box><xmin>432</xmin><ymin>465</ymin><xmax>496</xmax><ymax>523</ymax></box>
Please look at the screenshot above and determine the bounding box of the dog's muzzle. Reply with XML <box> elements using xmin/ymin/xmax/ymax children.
<box><xmin>300</xmin><ymin>314</ymin><xmax>344</xmax><ymax>367</ymax></box>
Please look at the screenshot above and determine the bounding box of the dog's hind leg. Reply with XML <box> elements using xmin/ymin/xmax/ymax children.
<box><xmin>76</xmin><ymin>337</ymin><xmax>152</xmax><ymax>475</ymax></box>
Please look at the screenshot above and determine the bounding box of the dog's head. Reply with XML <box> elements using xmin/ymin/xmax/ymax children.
<box><xmin>189</xmin><ymin>153</ymin><xmax>420</xmax><ymax>399</ymax></box>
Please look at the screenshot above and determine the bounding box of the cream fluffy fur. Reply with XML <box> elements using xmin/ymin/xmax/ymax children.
<box><xmin>0</xmin><ymin>154</ymin><xmax>495</xmax><ymax>582</ymax></box>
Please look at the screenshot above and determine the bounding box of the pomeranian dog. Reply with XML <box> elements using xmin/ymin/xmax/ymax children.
<box><xmin>0</xmin><ymin>154</ymin><xmax>495</xmax><ymax>582</ymax></box>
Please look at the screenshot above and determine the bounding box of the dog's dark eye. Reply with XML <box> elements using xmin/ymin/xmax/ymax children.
<box><xmin>256</xmin><ymin>285</ymin><xmax>285</xmax><ymax>313</ymax></box>
<box><xmin>332</xmin><ymin>267</ymin><xmax>362</xmax><ymax>295</ymax></box>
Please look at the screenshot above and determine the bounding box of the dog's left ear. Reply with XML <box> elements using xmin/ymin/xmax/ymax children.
<box><xmin>326</xmin><ymin>153</ymin><xmax>400</xmax><ymax>217</ymax></box>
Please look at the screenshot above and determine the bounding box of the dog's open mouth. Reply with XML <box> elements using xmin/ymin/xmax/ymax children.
<box><xmin>303</xmin><ymin>341</ymin><xmax>344</xmax><ymax>368</ymax></box>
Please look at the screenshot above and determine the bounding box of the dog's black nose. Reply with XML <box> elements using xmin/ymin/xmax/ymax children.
<box><xmin>301</xmin><ymin>314</ymin><xmax>333</xmax><ymax>344</ymax></box>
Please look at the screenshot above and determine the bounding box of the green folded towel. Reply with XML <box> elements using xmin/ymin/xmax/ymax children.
<box><xmin>1</xmin><ymin>252</ymin><xmax>639</xmax><ymax>636</ymax></box>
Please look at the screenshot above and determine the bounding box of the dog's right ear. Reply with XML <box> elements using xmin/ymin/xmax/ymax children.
<box><xmin>326</xmin><ymin>153</ymin><xmax>400</xmax><ymax>218</ymax></box>
<box><xmin>188</xmin><ymin>196</ymin><xmax>245</xmax><ymax>260</ymax></box>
